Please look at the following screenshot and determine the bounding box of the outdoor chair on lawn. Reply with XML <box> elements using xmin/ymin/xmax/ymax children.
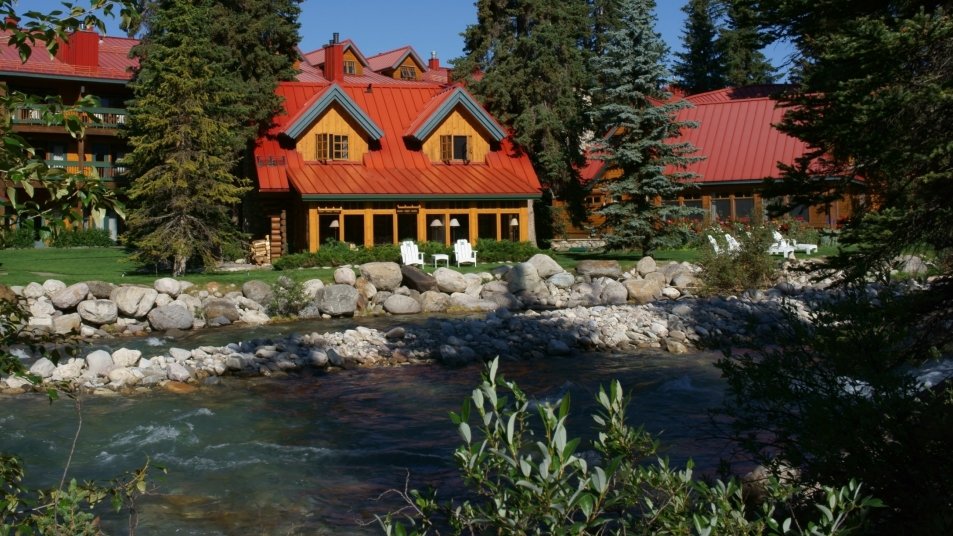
<box><xmin>708</xmin><ymin>235</ymin><xmax>723</xmax><ymax>255</ymax></box>
<box><xmin>725</xmin><ymin>234</ymin><xmax>742</xmax><ymax>253</ymax></box>
<box><xmin>768</xmin><ymin>232</ymin><xmax>797</xmax><ymax>257</ymax></box>
<box><xmin>400</xmin><ymin>241</ymin><xmax>425</xmax><ymax>267</ymax></box>
<box><xmin>454</xmin><ymin>239</ymin><xmax>478</xmax><ymax>267</ymax></box>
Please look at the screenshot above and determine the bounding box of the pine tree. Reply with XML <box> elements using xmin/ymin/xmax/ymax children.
<box><xmin>718</xmin><ymin>1</ymin><xmax>776</xmax><ymax>86</ymax></box>
<box><xmin>123</xmin><ymin>0</ymin><xmax>249</xmax><ymax>276</ymax></box>
<box><xmin>590</xmin><ymin>0</ymin><xmax>702</xmax><ymax>256</ymax></box>
<box><xmin>673</xmin><ymin>0</ymin><xmax>727</xmax><ymax>94</ymax></box>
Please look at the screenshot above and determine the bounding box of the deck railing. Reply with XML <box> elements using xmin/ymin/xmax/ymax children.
<box><xmin>13</xmin><ymin>106</ymin><xmax>128</xmax><ymax>129</ymax></box>
<box><xmin>43</xmin><ymin>160</ymin><xmax>128</xmax><ymax>180</ymax></box>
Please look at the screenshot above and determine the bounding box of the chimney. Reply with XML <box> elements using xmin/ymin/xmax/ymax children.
<box><xmin>57</xmin><ymin>29</ymin><xmax>99</xmax><ymax>69</ymax></box>
<box><xmin>323</xmin><ymin>33</ymin><xmax>345</xmax><ymax>83</ymax></box>
<box><xmin>429</xmin><ymin>51</ymin><xmax>440</xmax><ymax>71</ymax></box>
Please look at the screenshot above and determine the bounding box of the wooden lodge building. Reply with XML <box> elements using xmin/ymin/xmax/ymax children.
<box><xmin>558</xmin><ymin>85</ymin><xmax>861</xmax><ymax>245</ymax></box>
<box><xmin>251</xmin><ymin>36</ymin><xmax>542</xmax><ymax>259</ymax></box>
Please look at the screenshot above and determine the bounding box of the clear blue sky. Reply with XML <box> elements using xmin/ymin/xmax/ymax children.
<box><xmin>24</xmin><ymin>0</ymin><xmax>792</xmax><ymax>76</ymax></box>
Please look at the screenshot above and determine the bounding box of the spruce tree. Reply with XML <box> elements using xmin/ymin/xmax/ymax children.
<box><xmin>123</xmin><ymin>0</ymin><xmax>249</xmax><ymax>276</ymax></box>
<box><xmin>590</xmin><ymin>0</ymin><xmax>701</xmax><ymax>256</ymax></box>
<box><xmin>718</xmin><ymin>1</ymin><xmax>776</xmax><ymax>86</ymax></box>
<box><xmin>673</xmin><ymin>0</ymin><xmax>727</xmax><ymax>94</ymax></box>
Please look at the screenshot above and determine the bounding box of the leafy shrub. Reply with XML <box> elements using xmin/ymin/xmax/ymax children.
<box><xmin>697</xmin><ymin>224</ymin><xmax>778</xmax><ymax>292</ymax></box>
<box><xmin>48</xmin><ymin>227</ymin><xmax>114</xmax><ymax>248</ymax></box>
<box><xmin>273</xmin><ymin>240</ymin><xmax>548</xmax><ymax>270</ymax></box>
<box><xmin>416</xmin><ymin>241</ymin><xmax>452</xmax><ymax>260</ymax></box>
<box><xmin>1</xmin><ymin>226</ymin><xmax>37</xmax><ymax>249</ymax></box>
<box><xmin>380</xmin><ymin>359</ymin><xmax>880</xmax><ymax>535</ymax></box>
<box><xmin>268</xmin><ymin>276</ymin><xmax>308</xmax><ymax>317</ymax></box>
<box><xmin>473</xmin><ymin>239</ymin><xmax>549</xmax><ymax>263</ymax></box>
<box><xmin>776</xmin><ymin>215</ymin><xmax>820</xmax><ymax>246</ymax></box>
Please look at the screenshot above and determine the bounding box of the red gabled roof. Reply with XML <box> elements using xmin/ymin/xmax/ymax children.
<box><xmin>302</xmin><ymin>39</ymin><xmax>369</xmax><ymax>68</ymax></box>
<box><xmin>254</xmin><ymin>81</ymin><xmax>540</xmax><ymax>198</ymax></box>
<box><xmin>0</xmin><ymin>31</ymin><xmax>136</xmax><ymax>81</ymax></box>
<box><xmin>686</xmin><ymin>84</ymin><xmax>790</xmax><ymax>105</ymax></box>
<box><xmin>366</xmin><ymin>45</ymin><xmax>427</xmax><ymax>73</ymax></box>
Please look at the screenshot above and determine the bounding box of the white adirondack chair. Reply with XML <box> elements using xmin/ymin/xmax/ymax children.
<box><xmin>454</xmin><ymin>239</ymin><xmax>478</xmax><ymax>267</ymax></box>
<box><xmin>708</xmin><ymin>235</ymin><xmax>722</xmax><ymax>255</ymax></box>
<box><xmin>400</xmin><ymin>241</ymin><xmax>425</xmax><ymax>267</ymax></box>
<box><xmin>725</xmin><ymin>234</ymin><xmax>742</xmax><ymax>253</ymax></box>
<box><xmin>768</xmin><ymin>231</ymin><xmax>796</xmax><ymax>257</ymax></box>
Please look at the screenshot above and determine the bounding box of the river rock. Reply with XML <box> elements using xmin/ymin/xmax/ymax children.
<box><xmin>51</xmin><ymin>358</ymin><xmax>84</xmax><ymax>382</ymax></box>
<box><xmin>309</xmin><ymin>350</ymin><xmax>328</xmax><ymax>367</ymax></box>
<box><xmin>660</xmin><ymin>263</ymin><xmax>689</xmax><ymax>285</ymax></box>
<box><xmin>242</xmin><ymin>280</ymin><xmax>274</xmax><ymax>305</ymax></box>
<box><xmin>314</xmin><ymin>285</ymin><xmax>359</xmax><ymax>316</ymax></box>
<box><xmin>661</xmin><ymin>287</ymin><xmax>681</xmax><ymax>300</ymax></box>
<box><xmin>450</xmin><ymin>293</ymin><xmax>498</xmax><ymax>312</ymax></box>
<box><xmin>0</xmin><ymin>284</ymin><xmax>16</xmax><ymax>303</ymax></box>
<box><xmin>666</xmin><ymin>339</ymin><xmax>689</xmax><ymax>354</ymax></box>
<box><xmin>385</xmin><ymin>327</ymin><xmax>405</xmax><ymax>339</ymax></box>
<box><xmin>51</xmin><ymin>283</ymin><xmax>89</xmax><ymax>309</ymax></box>
<box><xmin>53</xmin><ymin>313</ymin><xmax>82</xmax><ymax>335</ymax></box>
<box><xmin>166</xmin><ymin>363</ymin><xmax>191</xmax><ymax>382</ymax></box>
<box><xmin>111</xmin><ymin>348</ymin><xmax>142</xmax><ymax>368</ymax></box>
<box><xmin>23</xmin><ymin>282</ymin><xmax>45</xmax><ymax>299</ymax></box>
<box><xmin>154</xmin><ymin>278</ymin><xmax>181</xmax><ymax>297</ymax></box>
<box><xmin>355</xmin><ymin>277</ymin><xmax>377</xmax><ymax>300</ymax></box>
<box><xmin>175</xmin><ymin>294</ymin><xmax>202</xmax><ymax>314</ymax></box>
<box><xmin>434</xmin><ymin>268</ymin><xmax>468</xmax><ymax>294</ymax></box>
<box><xmin>506</xmin><ymin>262</ymin><xmax>541</xmax><ymax>293</ymax></box>
<box><xmin>334</xmin><ymin>267</ymin><xmax>356</xmax><ymax>286</ymax></box>
<box><xmin>487</xmin><ymin>292</ymin><xmax>521</xmax><ymax>310</ymax></box>
<box><xmin>383</xmin><ymin>294</ymin><xmax>421</xmax><ymax>315</ymax></box>
<box><xmin>360</xmin><ymin>262</ymin><xmax>402</xmax><ymax>291</ymax></box>
<box><xmin>419</xmin><ymin>291</ymin><xmax>449</xmax><ymax>312</ymax></box>
<box><xmin>84</xmin><ymin>281</ymin><xmax>116</xmax><ymax>299</ymax></box>
<box><xmin>600</xmin><ymin>280</ymin><xmax>628</xmax><ymax>305</ymax></box>
<box><xmin>29</xmin><ymin>358</ymin><xmax>55</xmax><ymax>378</ymax></box>
<box><xmin>547</xmin><ymin>339</ymin><xmax>571</xmax><ymax>356</ymax></box>
<box><xmin>440</xmin><ymin>344</ymin><xmax>477</xmax><ymax>366</ymax></box>
<box><xmin>155</xmin><ymin>293</ymin><xmax>175</xmax><ymax>308</ymax></box>
<box><xmin>148</xmin><ymin>305</ymin><xmax>195</xmax><ymax>331</ymax></box>
<box><xmin>29</xmin><ymin>298</ymin><xmax>55</xmax><ymax>318</ymax></box>
<box><xmin>528</xmin><ymin>254</ymin><xmax>563</xmax><ymax>279</ymax></box>
<box><xmin>576</xmin><ymin>260</ymin><xmax>622</xmax><ymax>279</ymax></box>
<box><xmin>480</xmin><ymin>280</ymin><xmax>509</xmax><ymax>298</ymax></box>
<box><xmin>302</xmin><ymin>279</ymin><xmax>324</xmax><ymax>299</ymax></box>
<box><xmin>326</xmin><ymin>348</ymin><xmax>344</xmax><ymax>367</ymax></box>
<box><xmin>401</xmin><ymin>265</ymin><xmax>437</xmax><ymax>292</ymax></box>
<box><xmin>898</xmin><ymin>255</ymin><xmax>928</xmax><ymax>275</ymax></box>
<box><xmin>42</xmin><ymin>279</ymin><xmax>66</xmax><ymax>297</ymax></box>
<box><xmin>623</xmin><ymin>279</ymin><xmax>662</xmax><ymax>304</ymax></box>
<box><xmin>108</xmin><ymin>367</ymin><xmax>139</xmax><ymax>387</ymax></box>
<box><xmin>226</xmin><ymin>356</ymin><xmax>244</xmax><ymax>371</ymax></box>
<box><xmin>85</xmin><ymin>350</ymin><xmax>114</xmax><ymax>376</ymax></box>
<box><xmin>170</xmin><ymin>348</ymin><xmax>191</xmax><ymax>362</ymax></box>
<box><xmin>203</xmin><ymin>298</ymin><xmax>240</xmax><ymax>322</ymax></box>
<box><xmin>547</xmin><ymin>273</ymin><xmax>575</xmax><ymax>289</ymax></box>
<box><xmin>636</xmin><ymin>257</ymin><xmax>657</xmax><ymax>276</ymax></box>
<box><xmin>110</xmin><ymin>286</ymin><xmax>159</xmax><ymax>318</ymax></box>
<box><xmin>672</xmin><ymin>273</ymin><xmax>697</xmax><ymax>287</ymax></box>
<box><xmin>645</xmin><ymin>272</ymin><xmax>667</xmax><ymax>287</ymax></box>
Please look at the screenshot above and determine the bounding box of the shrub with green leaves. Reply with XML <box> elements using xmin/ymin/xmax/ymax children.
<box><xmin>474</xmin><ymin>239</ymin><xmax>549</xmax><ymax>263</ymax></box>
<box><xmin>48</xmin><ymin>227</ymin><xmax>114</xmax><ymax>248</ymax></box>
<box><xmin>697</xmin><ymin>224</ymin><xmax>778</xmax><ymax>292</ymax></box>
<box><xmin>1</xmin><ymin>226</ymin><xmax>37</xmax><ymax>249</ymax></box>
<box><xmin>267</xmin><ymin>276</ymin><xmax>308</xmax><ymax>317</ymax></box>
<box><xmin>379</xmin><ymin>358</ymin><xmax>879</xmax><ymax>536</ymax></box>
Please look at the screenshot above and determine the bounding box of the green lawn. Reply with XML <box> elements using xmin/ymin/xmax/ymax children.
<box><xmin>0</xmin><ymin>246</ymin><xmax>838</xmax><ymax>288</ymax></box>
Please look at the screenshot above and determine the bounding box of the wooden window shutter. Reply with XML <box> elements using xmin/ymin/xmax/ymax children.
<box><xmin>440</xmin><ymin>135</ymin><xmax>452</xmax><ymax>161</ymax></box>
<box><xmin>315</xmin><ymin>133</ymin><xmax>329</xmax><ymax>160</ymax></box>
<box><xmin>467</xmin><ymin>135</ymin><xmax>473</xmax><ymax>162</ymax></box>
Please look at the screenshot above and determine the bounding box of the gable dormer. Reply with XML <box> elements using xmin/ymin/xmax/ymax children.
<box><xmin>368</xmin><ymin>47</ymin><xmax>428</xmax><ymax>82</ymax></box>
<box><xmin>405</xmin><ymin>86</ymin><xmax>508</xmax><ymax>164</ymax></box>
<box><xmin>280</xmin><ymin>84</ymin><xmax>384</xmax><ymax>163</ymax></box>
<box><xmin>303</xmin><ymin>37</ymin><xmax>369</xmax><ymax>77</ymax></box>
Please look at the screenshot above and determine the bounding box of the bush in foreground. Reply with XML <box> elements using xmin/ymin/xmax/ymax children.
<box><xmin>697</xmin><ymin>224</ymin><xmax>777</xmax><ymax>292</ymax></box>
<box><xmin>273</xmin><ymin>240</ymin><xmax>550</xmax><ymax>270</ymax></box>
<box><xmin>49</xmin><ymin>227</ymin><xmax>114</xmax><ymax>248</ymax></box>
<box><xmin>379</xmin><ymin>359</ymin><xmax>879</xmax><ymax>535</ymax></box>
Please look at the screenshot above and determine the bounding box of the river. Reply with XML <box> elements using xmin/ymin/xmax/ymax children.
<box><xmin>0</xmin><ymin>316</ymin><xmax>730</xmax><ymax>535</ymax></box>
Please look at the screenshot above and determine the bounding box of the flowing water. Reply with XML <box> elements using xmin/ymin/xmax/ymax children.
<box><xmin>0</xmin><ymin>316</ymin><xmax>731</xmax><ymax>535</ymax></box>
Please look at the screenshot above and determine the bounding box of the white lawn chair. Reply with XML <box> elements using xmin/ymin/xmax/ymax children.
<box><xmin>708</xmin><ymin>235</ymin><xmax>722</xmax><ymax>255</ymax></box>
<box><xmin>400</xmin><ymin>241</ymin><xmax>425</xmax><ymax>267</ymax></box>
<box><xmin>768</xmin><ymin>231</ymin><xmax>796</xmax><ymax>257</ymax></box>
<box><xmin>796</xmin><ymin>243</ymin><xmax>819</xmax><ymax>255</ymax></box>
<box><xmin>725</xmin><ymin>234</ymin><xmax>742</xmax><ymax>253</ymax></box>
<box><xmin>454</xmin><ymin>239</ymin><xmax>478</xmax><ymax>267</ymax></box>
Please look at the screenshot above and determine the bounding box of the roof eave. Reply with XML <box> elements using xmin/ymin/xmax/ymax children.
<box><xmin>407</xmin><ymin>87</ymin><xmax>507</xmax><ymax>142</ymax></box>
<box><xmin>281</xmin><ymin>84</ymin><xmax>385</xmax><ymax>141</ymax></box>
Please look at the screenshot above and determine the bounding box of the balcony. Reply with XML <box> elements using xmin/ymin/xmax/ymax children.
<box><xmin>43</xmin><ymin>160</ymin><xmax>128</xmax><ymax>180</ymax></box>
<box><xmin>13</xmin><ymin>105</ymin><xmax>128</xmax><ymax>130</ymax></box>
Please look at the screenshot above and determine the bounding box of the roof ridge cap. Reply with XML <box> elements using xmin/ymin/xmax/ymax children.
<box><xmin>366</xmin><ymin>45</ymin><xmax>412</xmax><ymax>58</ymax></box>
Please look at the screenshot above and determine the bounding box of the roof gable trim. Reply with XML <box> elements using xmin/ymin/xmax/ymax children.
<box><xmin>407</xmin><ymin>87</ymin><xmax>507</xmax><ymax>142</ymax></box>
<box><xmin>281</xmin><ymin>84</ymin><xmax>385</xmax><ymax>141</ymax></box>
<box><xmin>377</xmin><ymin>48</ymin><xmax>428</xmax><ymax>73</ymax></box>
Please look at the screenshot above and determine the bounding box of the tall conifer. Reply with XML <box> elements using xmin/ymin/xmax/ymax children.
<box><xmin>718</xmin><ymin>2</ymin><xmax>776</xmax><ymax>86</ymax></box>
<box><xmin>590</xmin><ymin>0</ymin><xmax>702</xmax><ymax>255</ymax></box>
<box><xmin>673</xmin><ymin>0</ymin><xmax>727</xmax><ymax>94</ymax></box>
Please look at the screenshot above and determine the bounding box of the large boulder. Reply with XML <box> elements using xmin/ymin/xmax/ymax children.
<box><xmin>401</xmin><ymin>265</ymin><xmax>437</xmax><ymax>293</ymax></box>
<box><xmin>241</xmin><ymin>310</ymin><xmax>271</xmax><ymax>324</ymax></box>
<box><xmin>301</xmin><ymin>279</ymin><xmax>325</xmax><ymax>299</ymax></box>
<box><xmin>154</xmin><ymin>278</ymin><xmax>181</xmax><ymax>297</ymax></box>
<box><xmin>360</xmin><ymin>262</ymin><xmax>402</xmax><ymax>291</ymax></box>
<box><xmin>660</xmin><ymin>262</ymin><xmax>689</xmax><ymax>285</ymax></box>
<box><xmin>506</xmin><ymin>262</ymin><xmax>541</xmax><ymax>294</ymax></box>
<box><xmin>29</xmin><ymin>298</ymin><xmax>55</xmax><ymax>318</ymax></box>
<box><xmin>42</xmin><ymin>279</ymin><xmax>66</xmax><ymax>297</ymax></box>
<box><xmin>434</xmin><ymin>267</ymin><xmax>468</xmax><ymax>294</ymax></box>
<box><xmin>203</xmin><ymin>298</ymin><xmax>240</xmax><ymax>322</ymax></box>
<box><xmin>29</xmin><ymin>358</ymin><xmax>55</xmax><ymax>379</ymax></box>
<box><xmin>110</xmin><ymin>286</ymin><xmax>159</xmax><ymax>318</ymax></box>
<box><xmin>174</xmin><ymin>294</ymin><xmax>203</xmax><ymax>314</ymax></box>
<box><xmin>636</xmin><ymin>256</ymin><xmax>657</xmax><ymax>276</ymax></box>
<box><xmin>0</xmin><ymin>284</ymin><xmax>16</xmax><ymax>303</ymax></box>
<box><xmin>623</xmin><ymin>279</ymin><xmax>662</xmax><ymax>304</ymax></box>
<box><xmin>645</xmin><ymin>272</ymin><xmax>668</xmax><ymax>287</ymax></box>
<box><xmin>440</xmin><ymin>344</ymin><xmax>477</xmax><ymax>366</ymax></box>
<box><xmin>77</xmin><ymin>299</ymin><xmax>117</xmax><ymax>325</ymax></box>
<box><xmin>154</xmin><ymin>293</ymin><xmax>174</xmax><ymax>308</ymax></box>
<box><xmin>108</xmin><ymin>367</ymin><xmax>139</xmax><ymax>387</ymax></box>
<box><xmin>672</xmin><ymin>272</ymin><xmax>697</xmax><ymax>288</ymax></box>
<box><xmin>528</xmin><ymin>254</ymin><xmax>563</xmax><ymax>279</ymax></box>
<box><xmin>53</xmin><ymin>313</ymin><xmax>82</xmax><ymax>335</ymax></box>
<box><xmin>84</xmin><ymin>281</ymin><xmax>116</xmax><ymax>299</ymax></box>
<box><xmin>355</xmin><ymin>277</ymin><xmax>377</xmax><ymax>300</ymax></box>
<box><xmin>166</xmin><ymin>363</ymin><xmax>191</xmax><ymax>383</ymax></box>
<box><xmin>334</xmin><ymin>267</ymin><xmax>356</xmax><ymax>286</ymax></box>
<box><xmin>480</xmin><ymin>280</ymin><xmax>509</xmax><ymax>298</ymax></box>
<box><xmin>486</xmin><ymin>292</ymin><xmax>521</xmax><ymax>310</ymax></box>
<box><xmin>22</xmin><ymin>282</ymin><xmax>45</xmax><ymax>299</ymax></box>
<box><xmin>547</xmin><ymin>273</ymin><xmax>575</xmax><ymax>289</ymax></box>
<box><xmin>148</xmin><ymin>305</ymin><xmax>195</xmax><ymax>331</ymax></box>
<box><xmin>314</xmin><ymin>285</ymin><xmax>359</xmax><ymax>316</ymax></box>
<box><xmin>600</xmin><ymin>280</ymin><xmax>629</xmax><ymax>305</ymax></box>
<box><xmin>898</xmin><ymin>255</ymin><xmax>928</xmax><ymax>275</ymax></box>
<box><xmin>85</xmin><ymin>350</ymin><xmax>114</xmax><ymax>376</ymax></box>
<box><xmin>419</xmin><ymin>291</ymin><xmax>450</xmax><ymax>312</ymax></box>
<box><xmin>449</xmin><ymin>293</ymin><xmax>498</xmax><ymax>312</ymax></box>
<box><xmin>576</xmin><ymin>260</ymin><xmax>622</xmax><ymax>279</ymax></box>
<box><xmin>383</xmin><ymin>294</ymin><xmax>422</xmax><ymax>315</ymax></box>
<box><xmin>51</xmin><ymin>283</ymin><xmax>89</xmax><ymax>310</ymax></box>
<box><xmin>111</xmin><ymin>349</ymin><xmax>142</xmax><ymax>368</ymax></box>
<box><xmin>242</xmin><ymin>280</ymin><xmax>274</xmax><ymax>305</ymax></box>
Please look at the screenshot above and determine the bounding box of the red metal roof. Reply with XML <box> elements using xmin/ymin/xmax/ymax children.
<box><xmin>365</xmin><ymin>46</ymin><xmax>427</xmax><ymax>73</ymax></box>
<box><xmin>0</xmin><ymin>31</ymin><xmax>136</xmax><ymax>81</ymax></box>
<box><xmin>254</xmin><ymin>82</ymin><xmax>541</xmax><ymax>198</ymax></box>
<box><xmin>686</xmin><ymin>85</ymin><xmax>790</xmax><ymax>105</ymax></box>
<box><xmin>302</xmin><ymin>39</ymin><xmax>369</xmax><ymax>68</ymax></box>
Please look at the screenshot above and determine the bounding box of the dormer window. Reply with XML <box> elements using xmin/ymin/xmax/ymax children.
<box><xmin>440</xmin><ymin>135</ymin><xmax>472</xmax><ymax>162</ymax></box>
<box><xmin>344</xmin><ymin>60</ymin><xmax>356</xmax><ymax>75</ymax></box>
<box><xmin>316</xmin><ymin>133</ymin><xmax>349</xmax><ymax>161</ymax></box>
<box><xmin>399</xmin><ymin>66</ymin><xmax>417</xmax><ymax>80</ymax></box>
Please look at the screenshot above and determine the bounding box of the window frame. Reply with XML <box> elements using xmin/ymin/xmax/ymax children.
<box><xmin>315</xmin><ymin>133</ymin><xmax>350</xmax><ymax>161</ymax></box>
<box><xmin>440</xmin><ymin>135</ymin><xmax>472</xmax><ymax>162</ymax></box>
<box><xmin>343</xmin><ymin>60</ymin><xmax>356</xmax><ymax>75</ymax></box>
<box><xmin>399</xmin><ymin>65</ymin><xmax>417</xmax><ymax>80</ymax></box>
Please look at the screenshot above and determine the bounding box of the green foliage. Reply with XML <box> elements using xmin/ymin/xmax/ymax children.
<box><xmin>48</xmin><ymin>227</ymin><xmax>114</xmax><ymax>248</ymax></box>
<box><xmin>1</xmin><ymin>226</ymin><xmax>36</xmax><ymax>249</ymax></box>
<box><xmin>674</xmin><ymin>0</ymin><xmax>728</xmax><ymax>94</ymax></box>
<box><xmin>267</xmin><ymin>276</ymin><xmax>307</xmax><ymax>317</ymax></box>
<box><xmin>590</xmin><ymin>0</ymin><xmax>703</xmax><ymax>256</ymax></box>
<box><xmin>473</xmin><ymin>239</ymin><xmax>548</xmax><ymax>263</ymax></box>
<box><xmin>379</xmin><ymin>358</ymin><xmax>880</xmax><ymax>535</ymax></box>
<box><xmin>718</xmin><ymin>1</ymin><xmax>777</xmax><ymax>86</ymax></box>
<box><xmin>697</xmin><ymin>223</ymin><xmax>777</xmax><ymax>292</ymax></box>
<box><xmin>272</xmin><ymin>241</ymin><xmax>401</xmax><ymax>270</ymax></box>
<box><xmin>713</xmin><ymin>288</ymin><xmax>953</xmax><ymax>531</ymax></box>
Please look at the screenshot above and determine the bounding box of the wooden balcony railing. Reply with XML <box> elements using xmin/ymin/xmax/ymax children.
<box><xmin>43</xmin><ymin>160</ymin><xmax>128</xmax><ymax>180</ymax></box>
<box><xmin>13</xmin><ymin>106</ymin><xmax>128</xmax><ymax>129</ymax></box>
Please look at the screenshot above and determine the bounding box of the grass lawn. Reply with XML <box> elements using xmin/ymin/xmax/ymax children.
<box><xmin>0</xmin><ymin>245</ymin><xmax>838</xmax><ymax>288</ymax></box>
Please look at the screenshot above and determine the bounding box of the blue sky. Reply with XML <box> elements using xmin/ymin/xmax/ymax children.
<box><xmin>24</xmin><ymin>0</ymin><xmax>792</xmax><ymax>76</ymax></box>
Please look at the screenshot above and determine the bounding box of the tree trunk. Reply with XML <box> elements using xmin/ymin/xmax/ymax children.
<box><xmin>173</xmin><ymin>256</ymin><xmax>187</xmax><ymax>277</ymax></box>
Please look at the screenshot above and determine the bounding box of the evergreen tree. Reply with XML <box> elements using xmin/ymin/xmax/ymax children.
<box><xmin>718</xmin><ymin>1</ymin><xmax>776</xmax><ymax>86</ymax></box>
<box><xmin>590</xmin><ymin>0</ymin><xmax>701</xmax><ymax>256</ymax></box>
<box><xmin>673</xmin><ymin>0</ymin><xmax>727</xmax><ymax>94</ymax></box>
<box><xmin>123</xmin><ymin>0</ymin><xmax>249</xmax><ymax>276</ymax></box>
